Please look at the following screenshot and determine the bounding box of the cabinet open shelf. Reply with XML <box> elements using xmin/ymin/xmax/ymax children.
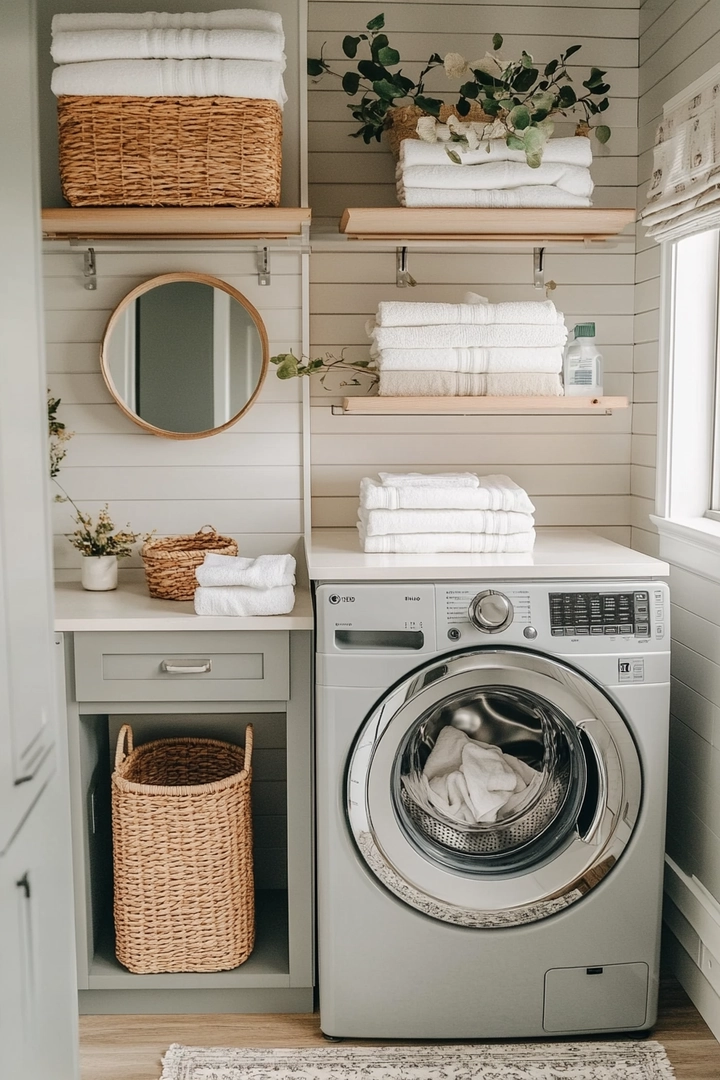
<box><xmin>341</xmin><ymin>395</ymin><xmax>629</xmax><ymax>415</ymax></box>
<box><xmin>339</xmin><ymin>207</ymin><xmax>636</xmax><ymax>242</ymax></box>
<box><xmin>41</xmin><ymin>206</ymin><xmax>311</xmax><ymax>241</ymax></box>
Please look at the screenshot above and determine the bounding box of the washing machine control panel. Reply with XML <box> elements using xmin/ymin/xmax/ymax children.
<box><xmin>549</xmin><ymin>590</ymin><xmax>651</xmax><ymax>638</ymax></box>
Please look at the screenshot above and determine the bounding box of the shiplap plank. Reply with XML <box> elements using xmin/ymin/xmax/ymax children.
<box><xmin>311</xmin><ymin>432</ymin><xmax>631</xmax><ymax>464</ymax></box>
<box><xmin>311</xmin><ymin>251</ymin><xmax>636</xmax><ymax>284</ymax></box>
<box><xmin>312</xmin><ymin>462</ymin><xmax>629</xmax><ymax>495</ymax></box>
<box><xmin>309</xmin><ymin>5</ymin><xmax>639</xmax><ymax>37</ymax></box>
<box><xmin>52</xmin><ymin>498</ymin><xmax>302</xmax><ymax>536</ymax></box>
<box><xmin>53</xmin><ymin>533</ymin><xmax>302</xmax><ymax>569</ymax></box>
<box><xmin>630</xmin><ymin>525</ymin><xmax>660</xmax><ymax>555</ymax></box>
<box><xmin>633</xmin><ymin>370</ymin><xmax>658</xmax><ymax>401</ymax></box>
<box><xmin>631</xmin><ymin>463</ymin><xmax>656</xmax><ymax>498</ymax></box>
<box><xmin>58</xmin><ymin>467</ymin><xmax>303</xmax><ymax>502</ymax></box>
<box><xmin>310</xmin><ymin>405</ymin><xmax>632</xmax><ymax>434</ymax></box>
<box><xmin>640</xmin><ymin>0</ymin><xmax>709</xmax><ymax>63</ymax></box>
<box><xmin>632</xmin><ymin>433</ymin><xmax>657</xmax><ymax>467</ymax></box>
<box><xmin>671</xmin><ymin>675</ymin><xmax>720</xmax><ymax>746</ymax></box>
<box><xmin>45</xmin><ymin>307</ymin><xmax>301</xmax><ymax>345</ymax></box>
<box><xmin>634</xmin><ymin>341</ymin><xmax>660</xmax><ymax>371</ymax></box>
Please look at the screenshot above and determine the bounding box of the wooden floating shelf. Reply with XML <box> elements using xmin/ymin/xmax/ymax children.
<box><xmin>341</xmin><ymin>395</ymin><xmax>629</xmax><ymax>415</ymax></box>
<box><xmin>41</xmin><ymin>206</ymin><xmax>311</xmax><ymax>240</ymax></box>
<box><xmin>339</xmin><ymin>207</ymin><xmax>636</xmax><ymax>242</ymax></box>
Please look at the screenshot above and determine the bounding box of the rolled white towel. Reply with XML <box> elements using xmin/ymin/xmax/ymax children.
<box><xmin>398</xmin><ymin>186</ymin><xmax>592</xmax><ymax>209</ymax></box>
<box><xmin>358</xmin><ymin>529</ymin><xmax>536</xmax><ymax>554</ymax></box>
<box><xmin>52</xmin><ymin>28</ymin><xmax>286</xmax><ymax>64</ymax></box>
<box><xmin>401</xmin><ymin>135</ymin><xmax>593</xmax><ymax>169</ymax></box>
<box><xmin>370</xmin><ymin>322</ymin><xmax>568</xmax><ymax>350</ymax></box>
<box><xmin>398</xmin><ymin>161</ymin><xmax>594</xmax><ymax>198</ymax></box>
<box><xmin>195</xmin><ymin>553</ymin><xmax>296</xmax><ymax>589</ymax></box>
<box><xmin>51</xmin><ymin>58</ymin><xmax>288</xmax><ymax>106</ymax></box>
<box><xmin>358</xmin><ymin>506</ymin><xmax>534</xmax><ymax>536</ymax></box>
<box><xmin>377</xmin><ymin>370</ymin><xmax>564</xmax><ymax>397</ymax></box>
<box><xmin>372</xmin><ymin>345</ymin><xmax>563</xmax><ymax>374</ymax></box>
<box><xmin>360</xmin><ymin>475</ymin><xmax>535</xmax><ymax>514</ymax></box>
<box><xmin>375</xmin><ymin>299</ymin><xmax>562</xmax><ymax>327</ymax></box>
<box><xmin>378</xmin><ymin>471</ymin><xmax>479</xmax><ymax>488</ymax></box>
<box><xmin>194</xmin><ymin>584</ymin><xmax>295</xmax><ymax>616</ymax></box>
<box><xmin>52</xmin><ymin>11</ymin><xmax>284</xmax><ymax>33</ymax></box>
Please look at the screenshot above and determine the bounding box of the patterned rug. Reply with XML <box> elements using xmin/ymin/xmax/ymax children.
<box><xmin>160</xmin><ymin>1041</ymin><xmax>675</xmax><ymax>1079</ymax></box>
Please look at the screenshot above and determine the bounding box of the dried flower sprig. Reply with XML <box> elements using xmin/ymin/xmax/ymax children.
<box><xmin>271</xmin><ymin>351</ymin><xmax>378</xmax><ymax>391</ymax></box>
<box><xmin>48</xmin><ymin>390</ymin><xmax>74</xmax><ymax>479</ymax></box>
<box><xmin>64</xmin><ymin>501</ymin><xmax>145</xmax><ymax>558</ymax></box>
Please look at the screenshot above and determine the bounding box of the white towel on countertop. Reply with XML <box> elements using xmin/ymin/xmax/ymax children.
<box><xmin>51</xmin><ymin>58</ymin><xmax>287</xmax><ymax>105</ymax></box>
<box><xmin>52</xmin><ymin>10</ymin><xmax>284</xmax><ymax>33</ymax></box>
<box><xmin>378</xmin><ymin>370</ymin><xmax>564</xmax><ymax>397</ymax></box>
<box><xmin>375</xmin><ymin>299</ymin><xmax>563</xmax><ymax>327</ymax></box>
<box><xmin>358</xmin><ymin>506</ymin><xmax>534</xmax><ymax>536</ymax></box>
<box><xmin>401</xmin><ymin>135</ymin><xmax>593</xmax><ymax>169</ymax></box>
<box><xmin>194</xmin><ymin>584</ymin><xmax>295</xmax><ymax>617</ymax></box>
<box><xmin>372</xmin><ymin>345</ymin><xmax>564</xmax><ymax>373</ymax></box>
<box><xmin>360</xmin><ymin>475</ymin><xmax>535</xmax><ymax>514</ymax></box>
<box><xmin>195</xmin><ymin>553</ymin><xmax>296</xmax><ymax>589</ymax></box>
<box><xmin>52</xmin><ymin>27</ymin><xmax>285</xmax><ymax>64</ymax></box>
<box><xmin>358</xmin><ymin>529</ymin><xmax>537</xmax><ymax>554</ymax></box>
<box><xmin>378</xmin><ymin>471</ymin><xmax>479</xmax><ymax>488</ymax></box>
<box><xmin>397</xmin><ymin>161</ymin><xmax>594</xmax><ymax>198</ymax></box>
<box><xmin>369</xmin><ymin>321</ymin><xmax>568</xmax><ymax>350</ymax></box>
<box><xmin>398</xmin><ymin>186</ymin><xmax>592</xmax><ymax>208</ymax></box>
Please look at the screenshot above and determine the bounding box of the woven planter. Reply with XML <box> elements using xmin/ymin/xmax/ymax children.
<box><xmin>111</xmin><ymin>723</ymin><xmax>254</xmax><ymax>974</ymax></box>
<box><xmin>142</xmin><ymin>526</ymin><xmax>237</xmax><ymax>601</ymax></box>
<box><xmin>57</xmin><ymin>95</ymin><xmax>282</xmax><ymax>207</ymax></box>
<box><xmin>385</xmin><ymin>102</ymin><xmax>497</xmax><ymax>159</ymax></box>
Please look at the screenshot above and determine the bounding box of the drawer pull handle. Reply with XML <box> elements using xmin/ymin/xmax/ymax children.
<box><xmin>161</xmin><ymin>659</ymin><xmax>212</xmax><ymax>675</ymax></box>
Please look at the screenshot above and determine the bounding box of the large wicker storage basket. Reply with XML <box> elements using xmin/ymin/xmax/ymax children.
<box><xmin>57</xmin><ymin>95</ymin><xmax>282</xmax><ymax>207</ymax></box>
<box><xmin>111</xmin><ymin>723</ymin><xmax>254</xmax><ymax>974</ymax></box>
<box><xmin>142</xmin><ymin>526</ymin><xmax>237</xmax><ymax>601</ymax></box>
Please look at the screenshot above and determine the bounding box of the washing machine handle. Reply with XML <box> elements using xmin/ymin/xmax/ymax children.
<box><xmin>576</xmin><ymin>719</ymin><xmax>610</xmax><ymax>846</ymax></box>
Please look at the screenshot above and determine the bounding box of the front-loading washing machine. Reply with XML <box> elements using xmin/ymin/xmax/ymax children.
<box><xmin>315</xmin><ymin>579</ymin><xmax>670</xmax><ymax>1038</ymax></box>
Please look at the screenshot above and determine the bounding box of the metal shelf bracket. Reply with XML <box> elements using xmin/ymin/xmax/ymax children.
<box><xmin>396</xmin><ymin>247</ymin><xmax>417</xmax><ymax>288</ymax></box>
<box><xmin>83</xmin><ymin>247</ymin><xmax>97</xmax><ymax>291</ymax></box>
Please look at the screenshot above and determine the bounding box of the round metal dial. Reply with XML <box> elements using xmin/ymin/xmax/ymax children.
<box><xmin>468</xmin><ymin>590</ymin><xmax>514</xmax><ymax>633</ymax></box>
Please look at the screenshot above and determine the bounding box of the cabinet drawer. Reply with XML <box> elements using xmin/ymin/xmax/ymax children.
<box><xmin>73</xmin><ymin>631</ymin><xmax>289</xmax><ymax>702</ymax></box>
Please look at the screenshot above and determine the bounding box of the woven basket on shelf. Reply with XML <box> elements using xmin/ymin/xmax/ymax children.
<box><xmin>142</xmin><ymin>526</ymin><xmax>237</xmax><ymax>601</ymax></box>
<box><xmin>57</xmin><ymin>95</ymin><xmax>282</xmax><ymax>207</ymax></box>
<box><xmin>111</xmin><ymin>723</ymin><xmax>254</xmax><ymax>974</ymax></box>
<box><xmin>384</xmin><ymin>102</ymin><xmax>497</xmax><ymax>159</ymax></box>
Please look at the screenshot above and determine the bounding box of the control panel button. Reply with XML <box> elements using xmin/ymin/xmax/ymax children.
<box><xmin>523</xmin><ymin>626</ymin><xmax>538</xmax><ymax>640</ymax></box>
<box><xmin>604</xmin><ymin>626</ymin><xmax>618</xmax><ymax>635</ymax></box>
<box><xmin>447</xmin><ymin>628</ymin><xmax>461</xmax><ymax>642</ymax></box>
<box><xmin>564</xmin><ymin>628</ymin><xmax>576</xmax><ymax>636</ymax></box>
<box><xmin>636</xmin><ymin>624</ymin><xmax>649</xmax><ymax>636</ymax></box>
<box><xmin>590</xmin><ymin>626</ymin><xmax>604</xmax><ymax>635</ymax></box>
<box><xmin>468</xmin><ymin>590</ymin><xmax>514</xmax><ymax>634</ymax></box>
<box><xmin>655</xmin><ymin>624</ymin><xmax>665</xmax><ymax>639</ymax></box>
<box><xmin>620</xmin><ymin>625</ymin><xmax>633</xmax><ymax>633</ymax></box>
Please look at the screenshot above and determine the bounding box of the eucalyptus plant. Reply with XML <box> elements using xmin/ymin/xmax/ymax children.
<box><xmin>271</xmin><ymin>351</ymin><xmax>378</xmax><ymax>390</ymax></box>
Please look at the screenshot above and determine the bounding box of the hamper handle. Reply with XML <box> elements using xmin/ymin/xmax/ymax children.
<box><xmin>197</xmin><ymin>524</ymin><xmax>217</xmax><ymax>535</ymax></box>
<box><xmin>244</xmin><ymin>724</ymin><xmax>253</xmax><ymax>772</ymax></box>
<box><xmin>114</xmin><ymin>724</ymin><xmax>134</xmax><ymax>771</ymax></box>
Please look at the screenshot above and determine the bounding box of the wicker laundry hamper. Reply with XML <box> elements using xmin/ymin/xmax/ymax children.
<box><xmin>57</xmin><ymin>95</ymin><xmax>282</xmax><ymax>207</ymax></box>
<box><xmin>111</xmin><ymin>723</ymin><xmax>254</xmax><ymax>974</ymax></box>
<box><xmin>142</xmin><ymin>525</ymin><xmax>237</xmax><ymax>601</ymax></box>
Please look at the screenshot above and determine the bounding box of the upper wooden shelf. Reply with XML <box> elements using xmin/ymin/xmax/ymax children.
<box><xmin>41</xmin><ymin>207</ymin><xmax>311</xmax><ymax>241</ymax></box>
<box><xmin>341</xmin><ymin>395</ymin><xmax>629</xmax><ymax>415</ymax></box>
<box><xmin>339</xmin><ymin>207</ymin><xmax>636</xmax><ymax>242</ymax></box>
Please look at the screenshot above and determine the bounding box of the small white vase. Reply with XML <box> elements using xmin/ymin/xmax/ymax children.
<box><xmin>81</xmin><ymin>554</ymin><xmax>118</xmax><ymax>591</ymax></box>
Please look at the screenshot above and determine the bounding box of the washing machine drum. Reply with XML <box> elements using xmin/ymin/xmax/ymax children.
<box><xmin>347</xmin><ymin>647</ymin><xmax>642</xmax><ymax>928</ymax></box>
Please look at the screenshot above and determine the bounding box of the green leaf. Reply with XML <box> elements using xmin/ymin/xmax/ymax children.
<box><xmin>456</xmin><ymin>97</ymin><xmax>471</xmax><ymax>117</ymax></box>
<box><xmin>342</xmin><ymin>71</ymin><xmax>361</xmax><ymax>95</ymax></box>
<box><xmin>598</xmin><ymin>97</ymin><xmax>609</xmax><ymax>112</ymax></box>
<box><xmin>414</xmin><ymin>94</ymin><xmax>442</xmax><ymax>116</ymax></box>
<box><xmin>589</xmin><ymin>83</ymin><xmax>611</xmax><ymax>96</ymax></box>
<box><xmin>595</xmin><ymin>124</ymin><xmax>611</xmax><ymax>144</ymax></box>
<box><xmin>307</xmin><ymin>58</ymin><xmax>325</xmax><ymax>77</ymax></box>
<box><xmin>275</xmin><ymin>357</ymin><xmax>299</xmax><ymax>379</ymax></box>
<box><xmin>521</xmin><ymin>50</ymin><xmax>534</xmax><ymax>69</ymax></box>
<box><xmin>492</xmin><ymin>32</ymin><xmax>503</xmax><ymax>50</ymax></box>
<box><xmin>559</xmin><ymin>84</ymin><xmax>577</xmax><ymax>107</ymax></box>
<box><xmin>357</xmin><ymin>59</ymin><xmax>386</xmax><ymax>81</ymax></box>
<box><xmin>446</xmin><ymin>149</ymin><xmax>462</xmax><ymax>164</ymax></box>
<box><xmin>481</xmin><ymin>97</ymin><xmax>500</xmax><ymax>116</ymax></box>
<box><xmin>377</xmin><ymin>45</ymin><xmax>400</xmax><ymax>66</ymax></box>
<box><xmin>373</xmin><ymin>78</ymin><xmax>402</xmax><ymax>101</ymax></box>
<box><xmin>506</xmin><ymin>133</ymin><xmax>526</xmax><ymax>151</ymax></box>
<box><xmin>366</xmin><ymin>13</ymin><xmax>385</xmax><ymax>31</ymax></box>
<box><xmin>393</xmin><ymin>72</ymin><xmax>415</xmax><ymax>94</ymax></box>
<box><xmin>563</xmin><ymin>44</ymin><xmax>582</xmax><ymax>60</ymax></box>
<box><xmin>583</xmin><ymin>67</ymin><xmax>607</xmax><ymax>89</ymax></box>
<box><xmin>342</xmin><ymin>35</ymin><xmax>361</xmax><ymax>59</ymax></box>
<box><xmin>512</xmin><ymin>66</ymin><xmax>539</xmax><ymax>93</ymax></box>
<box><xmin>509</xmin><ymin>104</ymin><xmax>531</xmax><ymax>130</ymax></box>
<box><xmin>429</xmin><ymin>53</ymin><xmax>443</xmax><ymax>64</ymax></box>
<box><xmin>459</xmin><ymin>80</ymin><xmax>480</xmax><ymax>99</ymax></box>
<box><xmin>471</xmin><ymin>67</ymin><xmax>499</xmax><ymax>86</ymax></box>
<box><xmin>544</xmin><ymin>59</ymin><xmax>559</xmax><ymax>77</ymax></box>
<box><xmin>370</xmin><ymin>32</ymin><xmax>389</xmax><ymax>59</ymax></box>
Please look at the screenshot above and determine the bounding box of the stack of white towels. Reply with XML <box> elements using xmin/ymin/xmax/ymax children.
<box><xmin>194</xmin><ymin>553</ymin><xmax>296</xmax><ymax>616</ymax></box>
<box><xmin>368</xmin><ymin>295</ymin><xmax>567</xmax><ymax>398</ymax></box>
<box><xmin>396</xmin><ymin>132</ymin><xmax>594</xmax><ymax>208</ymax></box>
<box><xmin>50</xmin><ymin>9</ymin><xmax>287</xmax><ymax>106</ymax></box>
<box><xmin>357</xmin><ymin>472</ymin><xmax>536</xmax><ymax>554</ymax></box>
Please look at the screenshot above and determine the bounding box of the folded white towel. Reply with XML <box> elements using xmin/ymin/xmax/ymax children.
<box><xmin>358</xmin><ymin>506</ymin><xmax>534</xmax><ymax>536</ymax></box>
<box><xmin>52</xmin><ymin>11</ymin><xmax>284</xmax><ymax>33</ymax></box>
<box><xmin>358</xmin><ymin>529</ymin><xmax>536</xmax><ymax>554</ymax></box>
<box><xmin>375</xmin><ymin>299</ymin><xmax>562</xmax><ymax>328</ymax></box>
<box><xmin>398</xmin><ymin>161</ymin><xmax>594</xmax><ymax>198</ymax></box>
<box><xmin>372</xmin><ymin>345</ymin><xmax>564</xmax><ymax>374</ymax></box>
<box><xmin>378</xmin><ymin>471</ymin><xmax>479</xmax><ymax>488</ymax></box>
<box><xmin>360</xmin><ymin>475</ymin><xmax>535</xmax><ymax>514</ymax></box>
<box><xmin>401</xmin><ymin>135</ymin><xmax>593</xmax><ymax>169</ymax></box>
<box><xmin>398</xmin><ymin>186</ymin><xmax>592</xmax><ymax>208</ymax></box>
<box><xmin>378</xmin><ymin>370</ymin><xmax>564</xmax><ymax>397</ymax></box>
<box><xmin>51</xmin><ymin>58</ymin><xmax>287</xmax><ymax>106</ymax></box>
<box><xmin>195</xmin><ymin>553</ymin><xmax>296</xmax><ymax>589</ymax></box>
<box><xmin>194</xmin><ymin>584</ymin><xmax>295</xmax><ymax>616</ymax></box>
<box><xmin>369</xmin><ymin>322</ymin><xmax>568</xmax><ymax>350</ymax></box>
<box><xmin>52</xmin><ymin>28</ymin><xmax>285</xmax><ymax>64</ymax></box>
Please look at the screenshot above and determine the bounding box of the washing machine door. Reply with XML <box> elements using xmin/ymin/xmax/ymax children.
<box><xmin>347</xmin><ymin>647</ymin><xmax>642</xmax><ymax>928</ymax></box>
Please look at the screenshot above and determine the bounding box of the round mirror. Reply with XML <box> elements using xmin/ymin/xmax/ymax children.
<box><xmin>101</xmin><ymin>273</ymin><xmax>268</xmax><ymax>439</ymax></box>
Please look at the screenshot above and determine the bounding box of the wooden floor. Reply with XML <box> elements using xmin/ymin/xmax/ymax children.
<box><xmin>80</xmin><ymin>972</ymin><xmax>720</xmax><ymax>1080</ymax></box>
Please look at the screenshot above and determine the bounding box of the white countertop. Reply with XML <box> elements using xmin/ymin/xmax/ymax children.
<box><xmin>307</xmin><ymin>528</ymin><xmax>669</xmax><ymax>581</ymax></box>
<box><xmin>53</xmin><ymin>579</ymin><xmax>314</xmax><ymax>631</ymax></box>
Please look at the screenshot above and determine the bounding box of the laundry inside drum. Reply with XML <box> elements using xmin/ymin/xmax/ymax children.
<box><xmin>395</xmin><ymin>687</ymin><xmax>587</xmax><ymax>871</ymax></box>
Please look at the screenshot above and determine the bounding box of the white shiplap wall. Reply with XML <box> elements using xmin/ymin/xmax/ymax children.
<box><xmin>635</xmin><ymin>0</ymin><xmax>720</xmax><ymax>1037</ymax></box>
<box><xmin>308</xmin><ymin>0</ymin><xmax>639</xmax><ymax>538</ymax></box>
<box><xmin>45</xmin><ymin>246</ymin><xmax>304</xmax><ymax>578</ymax></box>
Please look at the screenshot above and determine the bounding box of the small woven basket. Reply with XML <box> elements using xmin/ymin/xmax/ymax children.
<box><xmin>142</xmin><ymin>526</ymin><xmax>237</xmax><ymax>601</ymax></box>
<box><xmin>57</xmin><ymin>95</ymin><xmax>282</xmax><ymax>207</ymax></box>
<box><xmin>385</xmin><ymin>102</ymin><xmax>497</xmax><ymax>159</ymax></box>
<box><xmin>111</xmin><ymin>723</ymin><xmax>254</xmax><ymax>974</ymax></box>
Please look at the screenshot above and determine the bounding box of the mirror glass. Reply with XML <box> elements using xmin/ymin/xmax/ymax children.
<box><xmin>101</xmin><ymin>273</ymin><xmax>268</xmax><ymax>438</ymax></box>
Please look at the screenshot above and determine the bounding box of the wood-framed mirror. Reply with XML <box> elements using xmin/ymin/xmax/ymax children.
<box><xmin>100</xmin><ymin>272</ymin><xmax>269</xmax><ymax>439</ymax></box>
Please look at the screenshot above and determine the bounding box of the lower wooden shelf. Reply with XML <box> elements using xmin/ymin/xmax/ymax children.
<box><xmin>341</xmin><ymin>395</ymin><xmax>629</xmax><ymax>415</ymax></box>
<box><xmin>339</xmin><ymin>207</ymin><xmax>636</xmax><ymax>242</ymax></box>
